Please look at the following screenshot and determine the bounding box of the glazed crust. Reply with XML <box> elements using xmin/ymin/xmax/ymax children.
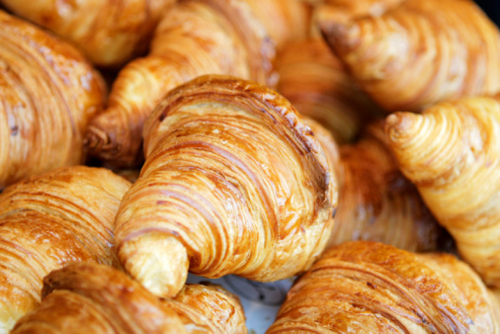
<box><xmin>0</xmin><ymin>0</ymin><xmax>175</xmax><ymax>67</ymax></box>
<box><xmin>115</xmin><ymin>75</ymin><xmax>337</xmax><ymax>298</ymax></box>
<box><xmin>319</xmin><ymin>0</ymin><xmax>500</xmax><ymax>112</ymax></box>
<box><xmin>268</xmin><ymin>241</ymin><xmax>500</xmax><ymax>333</ymax></box>
<box><xmin>0</xmin><ymin>166</ymin><xmax>131</xmax><ymax>333</ymax></box>
<box><xmin>0</xmin><ymin>10</ymin><xmax>106</xmax><ymax>189</ymax></box>
<box><xmin>386</xmin><ymin>95</ymin><xmax>500</xmax><ymax>288</ymax></box>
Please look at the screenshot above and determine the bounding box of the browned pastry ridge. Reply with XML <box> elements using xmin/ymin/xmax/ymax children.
<box><xmin>115</xmin><ymin>75</ymin><xmax>337</xmax><ymax>298</ymax></box>
<box><xmin>328</xmin><ymin>122</ymin><xmax>443</xmax><ymax>252</ymax></box>
<box><xmin>0</xmin><ymin>166</ymin><xmax>131</xmax><ymax>333</ymax></box>
<box><xmin>0</xmin><ymin>10</ymin><xmax>106</xmax><ymax>189</ymax></box>
<box><xmin>11</xmin><ymin>263</ymin><xmax>247</xmax><ymax>334</ymax></box>
<box><xmin>318</xmin><ymin>0</ymin><xmax>500</xmax><ymax>112</ymax></box>
<box><xmin>268</xmin><ymin>241</ymin><xmax>500</xmax><ymax>333</ymax></box>
<box><xmin>84</xmin><ymin>0</ymin><xmax>278</xmax><ymax>167</ymax></box>
<box><xmin>386</xmin><ymin>95</ymin><xmax>500</xmax><ymax>288</ymax></box>
<box><xmin>0</xmin><ymin>0</ymin><xmax>175</xmax><ymax>67</ymax></box>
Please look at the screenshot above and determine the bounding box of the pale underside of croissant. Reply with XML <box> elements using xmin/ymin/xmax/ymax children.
<box><xmin>277</xmin><ymin>38</ymin><xmax>381</xmax><ymax>144</ymax></box>
<box><xmin>318</xmin><ymin>0</ymin><xmax>500</xmax><ymax>112</ymax></box>
<box><xmin>0</xmin><ymin>10</ymin><xmax>106</xmax><ymax>189</ymax></box>
<box><xmin>329</xmin><ymin>122</ymin><xmax>443</xmax><ymax>252</ymax></box>
<box><xmin>0</xmin><ymin>0</ymin><xmax>175</xmax><ymax>68</ymax></box>
<box><xmin>268</xmin><ymin>241</ymin><xmax>500</xmax><ymax>333</ymax></box>
<box><xmin>84</xmin><ymin>0</ymin><xmax>277</xmax><ymax>167</ymax></box>
<box><xmin>115</xmin><ymin>75</ymin><xmax>337</xmax><ymax>298</ymax></box>
<box><xmin>386</xmin><ymin>95</ymin><xmax>500</xmax><ymax>288</ymax></box>
<box><xmin>11</xmin><ymin>263</ymin><xmax>247</xmax><ymax>334</ymax></box>
<box><xmin>0</xmin><ymin>166</ymin><xmax>131</xmax><ymax>333</ymax></box>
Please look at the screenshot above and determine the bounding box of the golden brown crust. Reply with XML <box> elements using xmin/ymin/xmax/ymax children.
<box><xmin>319</xmin><ymin>0</ymin><xmax>500</xmax><ymax>112</ymax></box>
<box><xmin>0</xmin><ymin>0</ymin><xmax>175</xmax><ymax>67</ymax></box>
<box><xmin>268</xmin><ymin>241</ymin><xmax>500</xmax><ymax>333</ymax></box>
<box><xmin>385</xmin><ymin>95</ymin><xmax>500</xmax><ymax>288</ymax></box>
<box><xmin>84</xmin><ymin>0</ymin><xmax>277</xmax><ymax>167</ymax></box>
<box><xmin>115</xmin><ymin>75</ymin><xmax>337</xmax><ymax>298</ymax></box>
<box><xmin>0</xmin><ymin>166</ymin><xmax>131</xmax><ymax>333</ymax></box>
<box><xmin>0</xmin><ymin>10</ymin><xmax>106</xmax><ymax>189</ymax></box>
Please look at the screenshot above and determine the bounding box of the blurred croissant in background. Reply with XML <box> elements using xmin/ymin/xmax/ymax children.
<box><xmin>318</xmin><ymin>0</ymin><xmax>500</xmax><ymax>112</ymax></box>
<box><xmin>0</xmin><ymin>0</ymin><xmax>175</xmax><ymax>67</ymax></box>
<box><xmin>0</xmin><ymin>10</ymin><xmax>105</xmax><ymax>189</ymax></box>
<box><xmin>386</xmin><ymin>94</ymin><xmax>500</xmax><ymax>288</ymax></box>
<box><xmin>268</xmin><ymin>241</ymin><xmax>500</xmax><ymax>333</ymax></box>
<box><xmin>0</xmin><ymin>167</ymin><xmax>130</xmax><ymax>333</ymax></box>
<box><xmin>12</xmin><ymin>263</ymin><xmax>247</xmax><ymax>334</ymax></box>
<box><xmin>115</xmin><ymin>76</ymin><xmax>337</xmax><ymax>298</ymax></box>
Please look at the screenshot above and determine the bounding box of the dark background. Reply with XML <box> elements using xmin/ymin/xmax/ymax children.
<box><xmin>475</xmin><ymin>0</ymin><xmax>500</xmax><ymax>27</ymax></box>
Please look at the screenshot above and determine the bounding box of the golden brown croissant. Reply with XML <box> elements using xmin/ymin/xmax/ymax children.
<box><xmin>277</xmin><ymin>38</ymin><xmax>380</xmax><ymax>143</ymax></box>
<box><xmin>115</xmin><ymin>75</ymin><xmax>337</xmax><ymax>298</ymax></box>
<box><xmin>11</xmin><ymin>263</ymin><xmax>247</xmax><ymax>334</ymax></box>
<box><xmin>0</xmin><ymin>0</ymin><xmax>174</xmax><ymax>68</ymax></box>
<box><xmin>84</xmin><ymin>0</ymin><xmax>277</xmax><ymax>167</ymax></box>
<box><xmin>0</xmin><ymin>166</ymin><xmax>131</xmax><ymax>333</ymax></box>
<box><xmin>268</xmin><ymin>241</ymin><xmax>500</xmax><ymax>333</ymax></box>
<box><xmin>329</xmin><ymin>122</ymin><xmax>443</xmax><ymax>252</ymax></box>
<box><xmin>0</xmin><ymin>10</ymin><xmax>106</xmax><ymax>189</ymax></box>
<box><xmin>386</xmin><ymin>95</ymin><xmax>500</xmax><ymax>288</ymax></box>
<box><xmin>318</xmin><ymin>0</ymin><xmax>500</xmax><ymax>112</ymax></box>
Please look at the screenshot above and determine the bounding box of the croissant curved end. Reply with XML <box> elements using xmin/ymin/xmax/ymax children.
<box><xmin>385</xmin><ymin>112</ymin><xmax>423</xmax><ymax>148</ymax></box>
<box><xmin>118</xmin><ymin>232</ymin><xmax>189</xmax><ymax>298</ymax></box>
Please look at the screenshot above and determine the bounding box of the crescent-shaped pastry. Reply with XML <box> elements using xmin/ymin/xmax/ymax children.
<box><xmin>385</xmin><ymin>94</ymin><xmax>500</xmax><ymax>288</ymax></box>
<box><xmin>318</xmin><ymin>0</ymin><xmax>500</xmax><ymax>112</ymax></box>
<box><xmin>0</xmin><ymin>10</ymin><xmax>106</xmax><ymax>189</ymax></box>
<box><xmin>115</xmin><ymin>75</ymin><xmax>337</xmax><ymax>298</ymax></box>
<box><xmin>0</xmin><ymin>166</ymin><xmax>131</xmax><ymax>333</ymax></box>
<box><xmin>0</xmin><ymin>0</ymin><xmax>175</xmax><ymax>67</ymax></box>
<box><xmin>268</xmin><ymin>241</ymin><xmax>500</xmax><ymax>333</ymax></box>
<box><xmin>84</xmin><ymin>0</ymin><xmax>277</xmax><ymax>167</ymax></box>
<box><xmin>11</xmin><ymin>263</ymin><xmax>247</xmax><ymax>334</ymax></box>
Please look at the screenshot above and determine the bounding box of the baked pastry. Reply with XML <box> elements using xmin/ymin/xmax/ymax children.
<box><xmin>11</xmin><ymin>263</ymin><xmax>247</xmax><ymax>333</ymax></box>
<box><xmin>0</xmin><ymin>10</ymin><xmax>106</xmax><ymax>189</ymax></box>
<box><xmin>329</xmin><ymin>122</ymin><xmax>443</xmax><ymax>252</ymax></box>
<box><xmin>318</xmin><ymin>0</ymin><xmax>500</xmax><ymax>112</ymax></box>
<box><xmin>0</xmin><ymin>166</ymin><xmax>131</xmax><ymax>333</ymax></box>
<box><xmin>84</xmin><ymin>0</ymin><xmax>277</xmax><ymax>167</ymax></box>
<box><xmin>268</xmin><ymin>241</ymin><xmax>500</xmax><ymax>333</ymax></box>
<box><xmin>277</xmin><ymin>38</ymin><xmax>380</xmax><ymax>143</ymax></box>
<box><xmin>115</xmin><ymin>75</ymin><xmax>337</xmax><ymax>298</ymax></box>
<box><xmin>0</xmin><ymin>0</ymin><xmax>175</xmax><ymax>67</ymax></box>
<box><xmin>386</xmin><ymin>95</ymin><xmax>500</xmax><ymax>288</ymax></box>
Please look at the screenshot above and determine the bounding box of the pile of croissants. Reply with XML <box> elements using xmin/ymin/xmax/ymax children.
<box><xmin>1</xmin><ymin>0</ymin><xmax>500</xmax><ymax>332</ymax></box>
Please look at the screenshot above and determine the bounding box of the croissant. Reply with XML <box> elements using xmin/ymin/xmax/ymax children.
<box><xmin>0</xmin><ymin>10</ymin><xmax>106</xmax><ymax>189</ymax></box>
<box><xmin>328</xmin><ymin>122</ymin><xmax>444</xmax><ymax>252</ymax></box>
<box><xmin>318</xmin><ymin>0</ymin><xmax>500</xmax><ymax>112</ymax></box>
<box><xmin>84</xmin><ymin>0</ymin><xmax>277</xmax><ymax>167</ymax></box>
<box><xmin>277</xmin><ymin>38</ymin><xmax>380</xmax><ymax>143</ymax></box>
<box><xmin>11</xmin><ymin>263</ymin><xmax>247</xmax><ymax>334</ymax></box>
<box><xmin>268</xmin><ymin>241</ymin><xmax>500</xmax><ymax>333</ymax></box>
<box><xmin>386</xmin><ymin>95</ymin><xmax>500</xmax><ymax>288</ymax></box>
<box><xmin>115</xmin><ymin>75</ymin><xmax>337</xmax><ymax>298</ymax></box>
<box><xmin>0</xmin><ymin>0</ymin><xmax>175</xmax><ymax>68</ymax></box>
<box><xmin>0</xmin><ymin>166</ymin><xmax>131</xmax><ymax>333</ymax></box>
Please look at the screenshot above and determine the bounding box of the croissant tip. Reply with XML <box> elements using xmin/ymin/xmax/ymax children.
<box><xmin>385</xmin><ymin>112</ymin><xmax>421</xmax><ymax>145</ymax></box>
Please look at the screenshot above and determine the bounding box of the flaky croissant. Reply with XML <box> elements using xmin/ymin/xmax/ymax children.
<box><xmin>11</xmin><ymin>263</ymin><xmax>247</xmax><ymax>334</ymax></box>
<box><xmin>85</xmin><ymin>0</ymin><xmax>277</xmax><ymax>167</ymax></box>
<box><xmin>268</xmin><ymin>241</ymin><xmax>500</xmax><ymax>333</ymax></box>
<box><xmin>319</xmin><ymin>0</ymin><xmax>500</xmax><ymax>112</ymax></box>
<box><xmin>277</xmin><ymin>38</ymin><xmax>380</xmax><ymax>143</ymax></box>
<box><xmin>0</xmin><ymin>166</ymin><xmax>131</xmax><ymax>333</ymax></box>
<box><xmin>0</xmin><ymin>10</ymin><xmax>106</xmax><ymax>189</ymax></box>
<box><xmin>386</xmin><ymin>95</ymin><xmax>500</xmax><ymax>288</ymax></box>
<box><xmin>0</xmin><ymin>0</ymin><xmax>174</xmax><ymax>68</ymax></box>
<box><xmin>329</xmin><ymin>122</ymin><xmax>443</xmax><ymax>252</ymax></box>
<box><xmin>115</xmin><ymin>75</ymin><xmax>337</xmax><ymax>298</ymax></box>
